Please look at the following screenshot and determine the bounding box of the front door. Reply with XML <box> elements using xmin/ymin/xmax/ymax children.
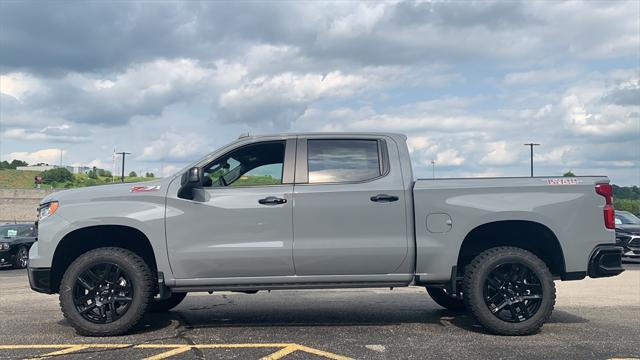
<box><xmin>166</xmin><ymin>139</ymin><xmax>296</xmax><ymax>279</ymax></box>
<box><xmin>292</xmin><ymin>137</ymin><xmax>409</xmax><ymax>276</ymax></box>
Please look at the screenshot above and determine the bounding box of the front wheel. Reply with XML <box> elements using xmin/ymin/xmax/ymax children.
<box><xmin>13</xmin><ymin>246</ymin><xmax>29</xmax><ymax>269</ymax></box>
<box><xmin>59</xmin><ymin>247</ymin><xmax>154</xmax><ymax>336</ymax></box>
<box><xmin>463</xmin><ymin>247</ymin><xmax>556</xmax><ymax>336</ymax></box>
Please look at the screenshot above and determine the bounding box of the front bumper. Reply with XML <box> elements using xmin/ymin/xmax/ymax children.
<box><xmin>28</xmin><ymin>266</ymin><xmax>54</xmax><ymax>294</ymax></box>
<box><xmin>617</xmin><ymin>235</ymin><xmax>640</xmax><ymax>257</ymax></box>
<box><xmin>588</xmin><ymin>245</ymin><xmax>624</xmax><ymax>278</ymax></box>
<box><xmin>0</xmin><ymin>249</ymin><xmax>15</xmax><ymax>267</ymax></box>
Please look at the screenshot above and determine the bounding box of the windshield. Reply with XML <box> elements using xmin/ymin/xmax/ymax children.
<box><xmin>615</xmin><ymin>212</ymin><xmax>640</xmax><ymax>225</ymax></box>
<box><xmin>0</xmin><ymin>225</ymin><xmax>35</xmax><ymax>238</ymax></box>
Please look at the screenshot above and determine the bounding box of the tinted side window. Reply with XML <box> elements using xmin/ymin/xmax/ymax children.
<box><xmin>203</xmin><ymin>141</ymin><xmax>285</xmax><ymax>187</ymax></box>
<box><xmin>307</xmin><ymin>139</ymin><xmax>381</xmax><ymax>183</ymax></box>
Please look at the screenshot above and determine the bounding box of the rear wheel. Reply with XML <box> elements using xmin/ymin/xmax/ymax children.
<box><xmin>426</xmin><ymin>287</ymin><xmax>465</xmax><ymax>311</ymax></box>
<box><xmin>149</xmin><ymin>292</ymin><xmax>187</xmax><ymax>313</ymax></box>
<box><xmin>463</xmin><ymin>246</ymin><xmax>555</xmax><ymax>336</ymax></box>
<box><xmin>13</xmin><ymin>246</ymin><xmax>29</xmax><ymax>269</ymax></box>
<box><xmin>59</xmin><ymin>247</ymin><xmax>154</xmax><ymax>336</ymax></box>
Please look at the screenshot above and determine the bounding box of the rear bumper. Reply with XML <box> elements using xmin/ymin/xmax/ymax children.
<box><xmin>588</xmin><ymin>245</ymin><xmax>624</xmax><ymax>278</ymax></box>
<box><xmin>28</xmin><ymin>266</ymin><xmax>54</xmax><ymax>294</ymax></box>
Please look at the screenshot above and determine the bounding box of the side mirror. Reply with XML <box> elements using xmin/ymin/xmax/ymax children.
<box><xmin>178</xmin><ymin>167</ymin><xmax>202</xmax><ymax>199</ymax></box>
<box><xmin>187</xmin><ymin>167</ymin><xmax>201</xmax><ymax>184</ymax></box>
<box><xmin>181</xmin><ymin>167</ymin><xmax>201</xmax><ymax>186</ymax></box>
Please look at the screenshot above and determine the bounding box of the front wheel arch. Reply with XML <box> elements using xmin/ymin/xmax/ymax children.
<box><xmin>51</xmin><ymin>225</ymin><xmax>157</xmax><ymax>293</ymax></box>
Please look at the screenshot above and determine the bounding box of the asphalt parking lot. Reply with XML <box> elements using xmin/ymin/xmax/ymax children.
<box><xmin>1</xmin><ymin>262</ymin><xmax>639</xmax><ymax>360</ymax></box>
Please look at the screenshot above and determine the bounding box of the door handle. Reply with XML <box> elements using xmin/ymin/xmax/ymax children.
<box><xmin>370</xmin><ymin>194</ymin><xmax>399</xmax><ymax>203</ymax></box>
<box><xmin>258</xmin><ymin>196</ymin><xmax>287</xmax><ymax>205</ymax></box>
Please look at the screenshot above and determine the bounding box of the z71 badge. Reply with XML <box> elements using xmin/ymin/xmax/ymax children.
<box><xmin>130</xmin><ymin>185</ymin><xmax>161</xmax><ymax>192</ymax></box>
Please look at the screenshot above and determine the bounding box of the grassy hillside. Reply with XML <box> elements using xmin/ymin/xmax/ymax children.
<box><xmin>0</xmin><ymin>170</ymin><xmax>42</xmax><ymax>188</ymax></box>
<box><xmin>0</xmin><ymin>169</ymin><xmax>155</xmax><ymax>189</ymax></box>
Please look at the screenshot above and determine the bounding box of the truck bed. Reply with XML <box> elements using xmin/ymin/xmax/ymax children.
<box><xmin>411</xmin><ymin>176</ymin><xmax>613</xmax><ymax>282</ymax></box>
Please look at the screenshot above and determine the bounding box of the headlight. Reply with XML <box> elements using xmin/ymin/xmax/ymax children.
<box><xmin>38</xmin><ymin>201</ymin><xmax>59</xmax><ymax>220</ymax></box>
<box><xmin>0</xmin><ymin>243</ymin><xmax>9</xmax><ymax>250</ymax></box>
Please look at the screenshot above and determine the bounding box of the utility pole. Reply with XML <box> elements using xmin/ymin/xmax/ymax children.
<box><xmin>431</xmin><ymin>160</ymin><xmax>436</xmax><ymax>179</ymax></box>
<box><xmin>112</xmin><ymin>148</ymin><xmax>116</xmax><ymax>183</ymax></box>
<box><xmin>116</xmin><ymin>152</ymin><xmax>131</xmax><ymax>183</ymax></box>
<box><xmin>524</xmin><ymin>143</ymin><xmax>540</xmax><ymax>177</ymax></box>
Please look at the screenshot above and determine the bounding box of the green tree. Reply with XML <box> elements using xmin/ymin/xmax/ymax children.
<box><xmin>563</xmin><ymin>171</ymin><xmax>575</xmax><ymax>177</ymax></box>
<box><xmin>614</xmin><ymin>199</ymin><xmax>640</xmax><ymax>216</ymax></box>
<box><xmin>42</xmin><ymin>168</ymin><xmax>73</xmax><ymax>184</ymax></box>
<box><xmin>0</xmin><ymin>159</ymin><xmax>28</xmax><ymax>169</ymax></box>
<box><xmin>145</xmin><ymin>172</ymin><xmax>154</xmax><ymax>178</ymax></box>
<box><xmin>128</xmin><ymin>171</ymin><xmax>137</xmax><ymax>177</ymax></box>
<box><xmin>10</xmin><ymin>159</ymin><xmax>28</xmax><ymax>169</ymax></box>
<box><xmin>613</xmin><ymin>185</ymin><xmax>640</xmax><ymax>200</ymax></box>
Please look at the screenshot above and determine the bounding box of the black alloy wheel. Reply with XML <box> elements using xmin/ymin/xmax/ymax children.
<box><xmin>14</xmin><ymin>246</ymin><xmax>29</xmax><ymax>269</ymax></box>
<box><xmin>463</xmin><ymin>247</ymin><xmax>555</xmax><ymax>335</ymax></box>
<box><xmin>483</xmin><ymin>262</ymin><xmax>543</xmax><ymax>322</ymax></box>
<box><xmin>73</xmin><ymin>262</ymin><xmax>134</xmax><ymax>324</ymax></box>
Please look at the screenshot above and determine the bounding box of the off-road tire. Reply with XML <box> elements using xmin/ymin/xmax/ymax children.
<box><xmin>59</xmin><ymin>247</ymin><xmax>154</xmax><ymax>336</ymax></box>
<box><xmin>426</xmin><ymin>287</ymin><xmax>465</xmax><ymax>311</ymax></box>
<box><xmin>149</xmin><ymin>292</ymin><xmax>187</xmax><ymax>313</ymax></box>
<box><xmin>463</xmin><ymin>246</ymin><xmax>555</xmax><ymax>336</ymax></box>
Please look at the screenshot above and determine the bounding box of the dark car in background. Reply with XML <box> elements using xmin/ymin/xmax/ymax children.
<box><xmin>615</xmin><ymin>211</ymin><xmax>640</xmax><ymax>258</ymax></box>
<box><xmin>0</xmin><ymin>223</ymin><xmax>37</xmax><ymax>269</ymax></box>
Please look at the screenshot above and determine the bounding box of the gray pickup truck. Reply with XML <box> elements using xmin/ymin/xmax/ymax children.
<box><xmin>28</xmin><ymin>132</ymin><xmax>624</xmax><ymax>336</ymax></box>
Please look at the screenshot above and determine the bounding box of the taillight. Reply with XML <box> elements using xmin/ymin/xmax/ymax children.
<box><xmin>595</xmin><ymin>183</ymin><xmax>615</xmax><ymax>229</ymax></box>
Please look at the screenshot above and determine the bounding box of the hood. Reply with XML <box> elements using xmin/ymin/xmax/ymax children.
<box><xmin>1</xmin><ymin>235</ymin><xmax>33</xmax><ymax>243</ymax></box>
<box><xmin>616</xmin><ymin>224</ymin><xmax>640</xmax><ymax>235</ymax></box>
<box><xmin>39</xmin><ymin>178</ymin><xmax>171</xmax><ymax>206</ymax></box>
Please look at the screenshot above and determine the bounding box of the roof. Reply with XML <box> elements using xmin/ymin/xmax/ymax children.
<box><xmin>237</xmin><ymin>132</ymin><xmax>407</xmax><ymax>140</ymax></box>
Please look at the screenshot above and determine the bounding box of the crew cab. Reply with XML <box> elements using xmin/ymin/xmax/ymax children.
<box><xmin>28</xmin><ymin>132</ymin><xmax>623</xmax><ymax>336</ymax></box>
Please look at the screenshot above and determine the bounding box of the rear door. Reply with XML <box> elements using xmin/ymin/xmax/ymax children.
<box><xmin>292</xmin><ymin>136</ymin><xmax>409</xmax><ymax>275</ymax></box>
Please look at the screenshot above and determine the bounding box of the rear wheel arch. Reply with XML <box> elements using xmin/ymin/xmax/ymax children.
<box><xmin>457</xmin><ymin>220</ymin><xmax>566</xmax><ymax>278</ymax></box>
<box><xmin>50</xmin><ymin>225</ymin><xmax>157</xmax><ymax>293</ymax></box>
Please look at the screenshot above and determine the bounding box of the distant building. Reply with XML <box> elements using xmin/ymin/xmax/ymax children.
<box><xmin>16</xmin><ymin>165</ymin><xmax>57</xmax><ymax>172</ymax></box>
<box><xmin>69</xmin><ymin>166</ymin><xmax>91</xmax><ymax>174</ymax></box>
<box><xmin>15</xmin><ymin>165</ymin><xmax>91</xmax><ymax>174</ymax></box>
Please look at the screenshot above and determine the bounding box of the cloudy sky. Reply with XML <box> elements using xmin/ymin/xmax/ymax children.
<box><xmin>0</xmin><ymin>1</ymin><xmax>638</xmax><ymax>184</ymax></box>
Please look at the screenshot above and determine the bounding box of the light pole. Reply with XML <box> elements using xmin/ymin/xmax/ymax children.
<box><xmin>431</xmin><ymin>160</ymin><xmax>436</xmax><ymax>179</ymax></box>
<box><xmin>524</xmin><ymin>143</ymin><xmax>540</xmax><ymax>177</ymax></box>
<box><xmin>116</xmin><ymin>152</ymin><xmax>131</xmax><ymax>183</ymax></box>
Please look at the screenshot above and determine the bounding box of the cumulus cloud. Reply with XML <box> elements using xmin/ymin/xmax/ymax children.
<box><xmin>480</xmin><ymin>142</ymin><xmax>520</xmax><ymax>166</ymax></box>
<box><xmin>562</xmin><ymin>75</ymin><xmax>640</xmax><ymax>138</ymax></box>
<box><xmin>4</xmin><ymin>125</ymin><xmax>90</xmax><ymax>143</ymax></box>
<box><xmin>3</xmin><ymin>149</ymin><xmax>66</xmax><ymax>165</ymax></box>
<box><xmin>137</xmin><ymin>132</ymin><xmax>211</xmax><ymax>162</ymax></box>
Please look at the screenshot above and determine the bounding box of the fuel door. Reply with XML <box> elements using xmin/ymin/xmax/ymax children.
<box><xmin>426</xmin><ymin>213</ymin><xmax>452</xmax><ymax>233</ymax></box>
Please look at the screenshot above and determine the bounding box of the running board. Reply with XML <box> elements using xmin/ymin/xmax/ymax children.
<box><xmin>170</xmin><ymin>281</ymin><xmax>408</xmax><ymax>293</ymax></box>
